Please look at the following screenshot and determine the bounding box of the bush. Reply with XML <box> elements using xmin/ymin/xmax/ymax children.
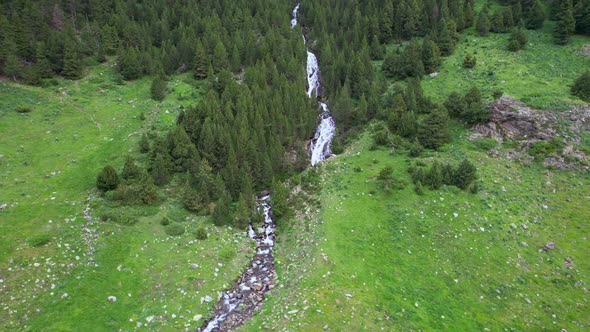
<box><xmin>165</xmin><ymin>223</ymin><xmax>185</xmax><ymax>236</ymax></box>
<box><xmin>472</xmin><ymin>138</ymin><xmax>499</xmax><ymax>151</ymax></box>
<box><xmin>529</xmin><ymin>138</ymin><xmax>564</xmax><ymax>160</ymax></box>
<box><xmin>96</xmin><ymin>165</ymin><xmax>119</xmax><ymax>192</ymax></box>
<box><xmin>28</xmin><ymin>232</ymin><xmax>51</xmax><ymax>247</ymax></box>
<box><xmin>160</xmin><ymin>216</ymin><xmax>170</xmax><ymax>226</ymax></box>
<box><xmin>194</xmin><ymin>227</ymin><xmax>208</xmax><ymax>240</ymax></box>
<box><xmin>463</xmin><ymin>54</ymin><xmax>477</xmax><ymax>68</ymax></box>
<box><xmin>16</xmin><ymin>106</ymin><xmax>33</xmax><ymax>113</ymax></box>
<box><xmin>492</xmin><ymin>89</ymin><xmax>504</xmax><ymax>100</ymax></box>
<box><xmin>571</xmin><ymin>71</ymin><xmax>590</xmax><ymax>102</ymax></box>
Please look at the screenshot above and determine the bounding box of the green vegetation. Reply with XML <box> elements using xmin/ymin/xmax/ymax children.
<box><xmin>421</xmin><ymin>27</ymin><xmax>590</xmax><ymax>110</ymax></box>
<box><xmin>244</xmin><ymin>132</ymin><xmax>590</xmax><ymax>331</ymax></box>
<box><xmin>571</xmin><ymin>70</ymin><xmax>590</xmax><ymax>101</ymax></box>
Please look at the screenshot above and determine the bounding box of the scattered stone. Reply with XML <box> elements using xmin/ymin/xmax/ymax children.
<box><xmin>521</xmin><ymin>224</ymin><xmax>528</xmax><ymax>230</ymax></box>
<box><xmin>542</xmin><ymin>241</ymin><xmax>556</xmax><ymax>251</ymax></box>
<box><xmin>108</xmin><ymin>296</ymin><xmax>116</xmax><ymax>302</ymax></box>
<box><xmin>191</xmin><ymin>263</ymin><xmax>199</xmax><ymax>269</ymax></box>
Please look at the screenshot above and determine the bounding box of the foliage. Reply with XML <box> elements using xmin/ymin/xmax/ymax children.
<box><xmin>150</xmin><ymin>76</ymin><xmax>166</xmax><ymax>102</ymax></box>
<box><xmin>529</xmin><ymin>138</ymin><xmax>565</xmax><ymax>160</ymax></box>
<box><xmin>16</xmin><ymin>106</ymin><xmax>33</xmax><ymax>113</ymax></box>
<box><xmin>27</xmin><ymin>232</ymin><xmax>51</xmax><ymax>247</ymax></box>
<box><xmin>417</xmin><ymin>107</ymin><xmax>450</xmax><ymax>149</ymax></box>
<box><xmin>164</xmin><ymin>223</ymin><xmax>185</xmax><ymax>236</ymax></box>
<box><xmin>571</xmin><ymin>71</ymin><xmax>590</xmax><ymax>102</ymax></box>
<box><xmin>444</xmin><ymin>87</ymin><xmax>490</xmax><ymax>125</ymax></box>
<box><xmin>96</xmin><ymin>165</ymin><xmax>119</xmax><ymax>192</ymax></box>
<box><xmin>463</xmin><ymin>54</ymin><xmax>477</xmax><ymax>68</ymax></box>
<box><xmin>194</xmin><ymin>227</ymin><xmax>208</xmax><ymax>240</ymax></box>
<box><xmin>554</xmin><ymin>0</ymin><xmax>576</xmax><ymax>45</ymax></box>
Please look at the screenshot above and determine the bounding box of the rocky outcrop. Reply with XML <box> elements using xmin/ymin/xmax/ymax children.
<box><xmin>470</xmin><ymin>97</ymin><xmax>589</xmax><ymax>168</ymax></box>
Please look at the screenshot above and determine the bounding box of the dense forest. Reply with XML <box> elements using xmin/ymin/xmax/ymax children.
<box><xmin>1</xmin><ymin>0</ymin><xmax>588</xmax><ymax>224</ymax></box>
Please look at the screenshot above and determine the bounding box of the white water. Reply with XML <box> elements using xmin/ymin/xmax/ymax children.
<box><xmin>198</xmin><ymin>195</ymin><xmax>276</xmax><ymax>332</ymax></box>
<box><xmin>306</xmin><ymin>50</ymin><xmax>320</xmax><ymax>98</ymax></box>
<box><xmin>310</xmin><ymin>103</ymin><xmax>336</xmax><ymax>165</ymax></box>
<box><xmin>290</xmin><ymin>3</ymin><xmax>300</xmax><ymax>28</ymax></box>
<box><xmin>296</xmin><ymin>9</ymin><xmax>336</xmax><ymax>166</ymax></box>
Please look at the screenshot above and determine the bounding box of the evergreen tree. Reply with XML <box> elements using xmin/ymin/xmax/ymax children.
<box><xmin>453</xmin><ymin>159</ymin><xmax>477</xmax><ymax>189</ymax></box>
<box><xmin>212</xmin><ymin>191</ymin><xmax>232</xmax><ymax>226</ymax></box>
<box><xmin>422</xmin><ymin>35</ymin><xmax>441</xmax><ymax>74</ymax></box>
<box><xmin>151</xmin><ymin>153</ymin><xmax>171</xmax><ymax>186</ymax></box>
<box><xmin>427</xmin><ymin>160</ymin><xmax>443</xmax><ymax>189</ymax></box>
<box><xmin>139</xmin><ymin>133</ymin><xmax>150</xmax><ymax>153</ymax></box>
<box><xmin>118</xmin><ymin>47</ymin><xmax>142</xmax><ymax>80</ymax></box>
<box><xmin>525</xmin><ymin>0</ymin><xmax>545</xmax><ymax>30</ymax></box>
<box><xmin>574</xmin><ymin>0</ymin><xmax>590</xmax><ymax>34</ymax></box>
<box><xmin>193</xmin><ymin>41</ymin><xmax>209</xmax><ymax>80</ymax></box>
<box><xmin>270</xmin><ymin>177</ymin><xmax>289</xmax><ymax>221</ymax></box>
<box><xmin>444</xmin><ymin>91</ymin><xmax>466</xmax><ymax>118</ymax></box>
<box><xmin>571</xmin><ymin>71</ymin><xmax>590</xmax><ymax>102</ymax></box>
<box><xmin>369</xmin><ymin>34</ymin><xmax>384</xmax><ymax>60</ymax></box>
<box><xmin>417</xmin><ymin>107</ymin><xmax>450</xmax><ymax>149</ymax></box>
<box><xmin>150</xmin><ymin>76</ymin><xmax>166</xmax><ymax>101</ymax></box>
<box><xmin>463</xmin><ymin>86</ymin><xmax>490</xmax><ymax>124</ymax></box>
<box><xmin>553</xmin><ymin>0</ymin><xmax>575</xmax><ymax>45</ymax></box>
<box><xmin>121</xmin><ymin>156</ymin><xmax>141</xmax><ymax>182</ymax></box>
<box><xmin>96</xmin><ymin>165</ymin><xmax>119</xmax><ymax>191</ymax></box>
<box><xmin>463</xmin><ymin>54</ymin><xmax>477</xmax><ymax>68</ymax></box>
<box><xmin>490</xmin><ymin>11</ymin><xmax>505</xmax><ymax>33</ymax></box>
<box><xmin>212</xmin><ymin>40</ymin><xmax>229</xmax><ymax>73</ymax></box>
<box><xmin>234</xmin><ymin>194</ymin><xmax>251</xmax><ymax>229</ymax></box>
<box><xmin>476</xmin><ymin>11</ymin><xmax>491</xmax><ymax>36</ymax></box>
<box><xmin>377</xmin><ymin>165</ymin><xmax>395</xmax><ymax>192</ymax></box>
<box><xmin>437</xmin><ymin>19</ymin><xmax>457</xmax><ymax>56</ymax></box>
<box><xmin>62</xmin><ymin>38</ymin><xmax>82</xmax><ymax>79</ymax></box>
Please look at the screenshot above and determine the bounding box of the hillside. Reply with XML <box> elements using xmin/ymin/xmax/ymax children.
<box><xmin>0</xmin><ymin>0</ymin><xmax>589</xmax><ymax>331</ymax></box>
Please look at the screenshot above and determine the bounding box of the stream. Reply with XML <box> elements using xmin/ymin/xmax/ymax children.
<box><xmin>197</xmin><ymin>4</ymin><xmax>334</xmax><ymax>331</ymax></box>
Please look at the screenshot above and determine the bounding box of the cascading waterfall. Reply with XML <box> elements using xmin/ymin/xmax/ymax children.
<box><xmin>197</xmin><ymin>5</ymin><xmax>331</xmax><ymax>331</ymax></box>
<box><xmin>293</xmin><ymin>3</ymin><xmax>337</xmax><ymax>166</ymax></box>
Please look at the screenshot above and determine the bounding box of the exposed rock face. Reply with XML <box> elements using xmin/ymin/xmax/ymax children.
<box><xmin>470</xmin><ymin>97</ymin><xmax>590</xmax><ymax>168</ymax></box>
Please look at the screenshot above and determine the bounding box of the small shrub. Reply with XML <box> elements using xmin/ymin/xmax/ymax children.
<box><xmin>492</xmin><ymin>89</ymin><xmax>504</xmax><ymax>100</ymax></box>
<box><xmin>529</xmin><ymin>138</ymin><xmax>564</xmax><ymax>160</ymax></box>
<box><xmin>463</xmin><ymin>54</ymin><xmax>477</xmax><ymax>68</ymax></box>
<box><xmin>219</xmin><ymin>247</ymin><xmax>236</xmax><ymax>261</ymax></box>
<box><xmin>165</xmin><ymin>223</ymin><xmax>185</xmax><ymax>236</ymax></box>
<box><xmin>472</xmin><ymin>138</ymin><xmax>498</xmax><ymax>151</ymax></box>
<box><xmin>194</xmin><ymin>227</ymin><xmax>208</xmax><ymax>240</ymax></box>
<box><xmin>353</xmin><ymin>166</ymin><xmax>362</xmax><ymax>172</ymax></box>
<box><xmin>16</xmin><ymin>106</ymin><xmax>33</xmax><ymax>113</ymax></box>
<box><xmin>160</xmin><ymin>216</ymin><xmax>170</xmax><ymax>226</ymax></box>
<box><xmin>571</xmin><ymin>71</ymin><xmax>590</xmax><ymax>102</ymax></box>
<box><xmin>28</xmin><ymin>232</ymin><xmax>51</xmax><ymax>247</ymax></box>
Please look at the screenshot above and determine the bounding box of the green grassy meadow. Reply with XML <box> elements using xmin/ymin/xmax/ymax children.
<box><xmin>243</xmin><ymin>131</ymin><xmax>589</xmax><ymax>331</ymax></box>
<box><xmin>0</xmin><ymin>61</ymin><xmax>255</xmax><ymax>330</ymax></box>
<box><xmin>422</xmin><ymin>23</ymin><xmax>590</xmax><ymax>110</ymax></box>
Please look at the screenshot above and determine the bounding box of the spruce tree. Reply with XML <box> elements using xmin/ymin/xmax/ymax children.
<box><xmin>234</xmin><ymin>194</ymin><xmax>251</xmax><ymax>229</ymax></box>
<box><xmin>139</xmin><ymin>133</ymin><xmax>150</xmax><ymax>153</ymax></box>
<box><xmin>193</xmin><ymin>41</ymin><xmax>209</xmax><ymax>80</ymax></box>
<box><xmin>453</xmin><ymin>159</ymin><xmax>477</xmax><ymax>189</ymax></box>
<box><xmin>96</xmin><ymin>165</ymin><xmax>119</xmax><ymax>191</ymax></box>
<box><xmin>571</xmin><ymin>71</ymin><xmax>590</xmax><ymax>102</ymax></box>
<box><xmin>62</xmin><ymin>38</ymin><xmax>82</xmax><ymax>79</ymax></box>
<box><xmin>553</xmin><ymin>0</ymin><xmax>575</xmax><ymax>45</ymax></box>
<box><xmin>121</xmin><ymin>156</ymin><xmax>141</xmax><ymax>182</ymax></box>
<box><xmin>212</xmin><ymin>191</ymin><xmax>232</xmax><ymax>226</ymax></box>
<box><xmin>427</xmin><ymin>160</ymin><xmax>443</xmax><ymax>190</ymax></box>
<box><xmin>150</xmin><ymin>76</ymin><xmax>166</xmax><ymax>101</ymax></box>
<box><xmin>417</xmin><ymin>107</ymin><xmax>450</xmax><ymax>149</ymax></box>
<box><xmin>525</xmin><ymin>0</ymin><xmax>545</xmax><ymax>30</ymax></box>
<box><xmin>422</xmin><ymin>35</ymin><xmax>441</xmax><ymax>74</ymax></box>
<box><xmin>476</xmin><ymin>11</ymin><xmax>491</xmax><ymax>36</ymax></box>
<box><xmin>151</xmin><ymin>153</ymin><xmax>171</xmax><ymax>186</ymax></box>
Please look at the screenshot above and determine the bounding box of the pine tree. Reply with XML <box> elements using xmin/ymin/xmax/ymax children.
<box><xmin>463</xmin><ymin>86</ymin><xmax>490</xmax><ymax>124</ymax></box>
<box><xmin>62</xmin><ymin>38</ymin><xmax>82</xmax><ymax>79</ymax></box>
<box><xmin>212</xmin><ymin>40</ymin><xmax>228</xmax><ymax>73</ymax></box>
<box><xmin>118</xmin><ymin>47</ymin><xmax>142</xmax><ymax>80</ymax></box>
<box><xmin>417</xmin><ymin>107</ymin><xmax>450</xmax><ymax>149</ymax></box>
<box><xmin>139</xmin><ymin>133</ymin><xmax>150</xmax><ymax>153</ymax></box>
<box><xmin>234</xmin><ymin>194</ymin><xmax>251</xmax><ymax>229</ymax></box>
<box><xmin>96</xmin><ymin>165</ymin><xmax>119</xmax><ymax>191</ymax></box>
<box><xmin>553</xmin><ymin>0</ymin><xmax>575</xmax><ymax>45</ymax></box>
<box><xmin>453</xmin><ymin>159</ymin><xmax>477</xmax><ymax>189</ymax></box>
<box><xmin>377</xmin><ymin>165</ymin><xmax>395</xmax><ymax>192</ymax></box>
<box><xmin>270</xmin><ymin>177</ymin><xmax>289</xmax><ymax>222</ymax></box>
<box><xmin>437</xmin><ymin>19</ymin><xmax>457</xmax><ymax>56</ymax></box>
<box><xmin>421</xmin><ymin>35</ymin><xmax>441</xmax><ymax>74</ymax></box>
<box><xmin>444</xmin><ymin>91</ymin><xmax>466</xmax><ymax>118</ymax></box>
<box><xmin>490</xmin><ymin>11</ymin><xmax>505</xmax><ymax>33</ymax></box>
<box><xmin>427</xmin><ymin>160</ymin><xmax>443</xmax><ymax>189</ymax></box>
<box><xmin>121</xmin><ymin>156</ymin><xmax>141</xmax><ymax>182</ymax></box>
<box><xmin>571</xmin><ymin>71</ymin><xmax>590</xmax><ymax>102</ymax></box>
<box><xmin>151</xmin><ymin>153</ymin><xmax>171</xmax><ymax>186</ymax></box>
<box><xmin>525</xmin><ymin>0</ymin><xmax>545</xmax><ymax>30</ymax></box>
<box><xmin>369</xmin><ymin>34</ymin><xmax>384</xmax><ymax>60</ymax></box>
<box><xmin>150</xmin><ymin>76</ymin><xmax>166</xmax><ymax>101</ymax></box>
<box><xmin>212</xmin><ymin>190</ymin><xmax>232</xmax><ymax>226</ymax></box>
<box><xmin>476</xmin><ymin>11</ymin><xmax>491</xmax><ymax>36</ymax></box>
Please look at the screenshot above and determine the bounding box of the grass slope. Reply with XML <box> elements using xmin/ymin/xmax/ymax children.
<box><xmin>0</xmin><ymin>62</ymin><xmax>252</xmax><ymax>330</ymax></box>
<box><xmin>422</xmin><ymin>23</ymin><xmax>590</xmax><ymax>110</ymax></box>
<box><xmin>244</xmin><ymin>132</ymin><xmax>589</xmax><ymax>331</ymax></box>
